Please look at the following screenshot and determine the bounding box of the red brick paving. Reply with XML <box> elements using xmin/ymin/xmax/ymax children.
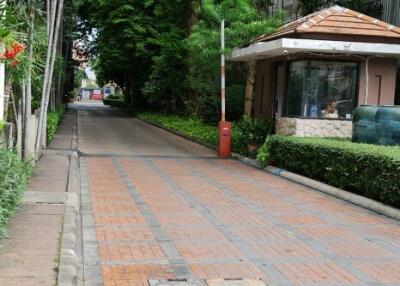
<box><xmin>85</xmin><ymin>157</ymin><xmax>400</xmax><ymax>286</ymax></box>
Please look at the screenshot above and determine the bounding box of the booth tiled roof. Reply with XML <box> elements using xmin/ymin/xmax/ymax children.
<box><xmin>255</xmin><ymin>5</ymin><xmax>400</xmax><ymax>42</ymax></box>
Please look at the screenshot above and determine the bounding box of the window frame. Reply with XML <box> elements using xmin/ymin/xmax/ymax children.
<box><xmin>283</xmin><ymin>59</ymin><xmax>360</xmax><ymax>121</ymax></box>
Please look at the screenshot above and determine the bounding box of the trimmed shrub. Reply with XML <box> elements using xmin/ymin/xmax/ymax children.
<box><xmin>258</xmin><ymin>136</ymin><xmax>400</xmax><ymax>207</ymax></box>
<box><xmin>0</xmin><ymin>149</ymin><xmax>32</xmax><ymax>238</ymax></box>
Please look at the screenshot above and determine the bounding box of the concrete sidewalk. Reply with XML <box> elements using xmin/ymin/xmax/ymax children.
<box><xmin>0</xmin><ymin>109</ymin><xmax>77</xmax><ymax>286</ymax></box>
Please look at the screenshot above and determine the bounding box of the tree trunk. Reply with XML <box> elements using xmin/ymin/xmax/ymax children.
<box><xmin>24</xmin><ymin>7</ymin><xmax>35</xmax><ymax>160</ymax></box>
<box><xmin>244</xmin><ymin>61</ymin><xmax>255</xmax><ymax>117</ymax></box>
<box><xmin>35</xmin><ymin>0</ymin><xmax>64</xmax><ymax>159</ymax></box>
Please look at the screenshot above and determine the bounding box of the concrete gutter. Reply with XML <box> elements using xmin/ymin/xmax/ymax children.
<box><xmin>137</xmin><ymin>115</ymin><xmax>400</xmax><ymax>221</ymax></box>
<box><xmin>57</xmin><ymin>110</ymin><xmax>82</xmax><ymax>286</ymax></box>
<box><xmin>234</xmin><ymin>154</ymin><xmax>400</xmax><ymax>221</ymax></box>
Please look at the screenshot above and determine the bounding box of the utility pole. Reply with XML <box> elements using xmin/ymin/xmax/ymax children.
<box><xmin>218</xmin><ymin>20</ymin><xmax>231</xmax><ymax>159</ymax></box>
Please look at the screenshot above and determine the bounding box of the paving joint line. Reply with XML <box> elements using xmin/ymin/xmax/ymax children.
<box><xmin>80</xmin><ymin>158</ymin><xmax>104</xmax><ymax>286</ymax></box>
<box><xmin>112</xmin><ymin>159</ymin><xmax>193</xmax><ymax>280</ymax></box>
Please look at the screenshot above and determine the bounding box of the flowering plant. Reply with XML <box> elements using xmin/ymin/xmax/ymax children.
<box><xmin>0</xmin><ymin>28</ymin><xmax>25</xmax><ymax>66</ymax></box>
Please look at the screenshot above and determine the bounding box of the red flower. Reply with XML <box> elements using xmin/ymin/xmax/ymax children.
<box><xmin>11</xmin><ymin>42</ymin><xmax>25</xmax><ymax>54</ymax></box>
<box><xmin>5</xmin><ymin>49</ymin><xmax>16</xmax><ymax>59</ymax></box>
<box><xmin>11</xmin><ymin>60</ymin><xmax>19</xmax><ymax>66</ymax></box>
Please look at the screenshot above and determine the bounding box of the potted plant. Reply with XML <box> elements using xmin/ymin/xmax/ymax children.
<box><xmin>67</xmin><ymin>91</ymin><xmax>75</xmax><ymax>103</ymax></box>
<box><xmin>237</xmin><ymin>116</ymin><xmax>273</xmax><ymax>158</ymax></box>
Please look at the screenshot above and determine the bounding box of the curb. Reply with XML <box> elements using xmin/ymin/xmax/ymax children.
<box><xmin>137</xmin><ymin>116</ymin><xmax>400</xmax><ymax>221</ymax></box>
<box><xmin>57</xmin><ymin>109</ymin><xmax>81</xmax><ymax>286</ymax></box>
<box><xmin>234</xmin><ymin>155</ymin><xmax>400</xmax><ymax>221</ymax></box>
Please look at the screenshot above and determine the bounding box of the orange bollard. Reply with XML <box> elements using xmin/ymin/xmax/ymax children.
<box><xmin>218</xmin><ymin>121</ymin><xmax>231</xmax><ymax>159</ymax></box>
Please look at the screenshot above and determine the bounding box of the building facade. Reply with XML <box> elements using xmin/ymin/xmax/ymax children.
<box><xmin>231</xmin><ymin>5</ymin><xmax>400</xmax><ymax>138</ymax></box>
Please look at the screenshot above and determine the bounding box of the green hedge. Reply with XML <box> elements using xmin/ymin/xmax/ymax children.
<box><xmin>103</xmin><ymin>98</ymin><xmax>125</xmax><ymax>108</ymax></box>
<box><xmin>258</xmin><ymin>136</ymin><xmax>400</xmax><ymax>207</ymax></box>
<box><xmin>47</xmin><ymin>106</ymin><xmax>66</xmax><ymax>143</ymax></box>
<box><xmin>0</xmin><ymin>149</ymin><xmax>32</xmax><ymax>238</ymax></box>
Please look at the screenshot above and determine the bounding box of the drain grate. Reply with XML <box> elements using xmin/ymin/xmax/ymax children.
<box><xmin>148</xmin><ymin>279</ymin><xmax>207</xmax><ymax>286</ymax></box>
<box><xmin>207</xmin><ymin>279</ymin><xmax>267</xmax><ymax>286</ymax></box>
<box><xmin>149</xmin><ymin>279</ymin><xmax>267</xmax><ymax>286</ymax></box>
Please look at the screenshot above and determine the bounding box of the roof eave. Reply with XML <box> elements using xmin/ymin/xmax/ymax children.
<box><xmin>229</xmin><ymin>38</ymin><xmax>400</xmax><ymax>62</ymax></box>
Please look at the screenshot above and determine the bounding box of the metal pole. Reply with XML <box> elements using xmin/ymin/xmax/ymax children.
<box><xmin>221</xmin><ymin>20</ymin><xmax>226</xmax><ymax>122</ymax></box>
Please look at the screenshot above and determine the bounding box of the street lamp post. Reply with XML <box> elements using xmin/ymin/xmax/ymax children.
<box><xmin>218</xmin><ymin>20</ymin><xmax>231</xmax><ymax>159</ymax></box>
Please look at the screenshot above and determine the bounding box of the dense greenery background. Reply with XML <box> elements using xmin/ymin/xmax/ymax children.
<box><xmin>77</xmin><ymin>0</ymin><xmax>282</xmax><ymax>122</ymax></box>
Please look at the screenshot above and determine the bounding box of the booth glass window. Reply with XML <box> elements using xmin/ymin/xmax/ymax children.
<box><xmin>284</xmin><ymin>60</ymin><xmax>358</xmax><ymax>119</ymax></box>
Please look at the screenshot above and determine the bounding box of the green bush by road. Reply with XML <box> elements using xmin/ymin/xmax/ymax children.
<box><xmin>47</xmin><ymin>106</ymin><xmax>66</xmax><ymax>143</ymax></box>
<box><xmin>257</xmin><ymin>136</ymin><xmax>400</xmax><ymax>207</ymax></box>
<box><xmin>103</xmin><ymin>97</ymin><xmax>125</xmax><ymax>108</ymax></box>
<box><xmin>0</xmin><ymin>149</ymin><xmax>32</xmax><ymax>238</ymax></box>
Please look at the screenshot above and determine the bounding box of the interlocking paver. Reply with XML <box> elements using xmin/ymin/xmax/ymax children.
<box><xmin>79</xmin><ymin>103</ymin><xmax>400</xmax><ymax>286</ymax></box>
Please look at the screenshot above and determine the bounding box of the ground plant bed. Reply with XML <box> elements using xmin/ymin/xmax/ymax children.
<box><xmin>0</xmin><ymin>149</ymin><xmax>32</xmax><ymax>239</ymax></box>
<box><xmin>136</xmin><ymin>112</ymin><xmax>269</xmax><ymax>156</ymax></box>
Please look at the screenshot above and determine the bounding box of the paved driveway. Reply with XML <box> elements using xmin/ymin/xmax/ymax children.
<box><xmin>76</xmin><ymin>102</ymin><xmax>400</xmax><ymax>286</ymax></box>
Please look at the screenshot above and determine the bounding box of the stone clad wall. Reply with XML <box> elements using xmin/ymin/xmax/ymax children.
<box><xmin>275</xmin><ymin>117</ymin><xmax>352</xmax><ymax>138</ymax></box>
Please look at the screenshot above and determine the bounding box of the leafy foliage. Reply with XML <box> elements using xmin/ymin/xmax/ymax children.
<box><xmin>298</xmin><ymin>0</ymin><xmax>383</xmax><ymax>17</ymax></box>
<box><xmin>0</xmin><ymin>149</ymin><xmax>32</xmax><ymax>239</ymax></box>
<box><xmin>77</xmin><ymin>0</ymin><xmax>281</xmax><ymax>118</ymax></box>
<box><xmin>235</xmin><ymin>116</ymin><xmax>273</xmax><ymax>145</ymax></box>
<box><xmin>257</xmin><ymin>136</ymin><xmax>400</xmax><ymax>207</ymax></box>
<box><xmin>186</xmin><ymin>0</ymin><xmax>281</xmax><ymax>121</ymax></box>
